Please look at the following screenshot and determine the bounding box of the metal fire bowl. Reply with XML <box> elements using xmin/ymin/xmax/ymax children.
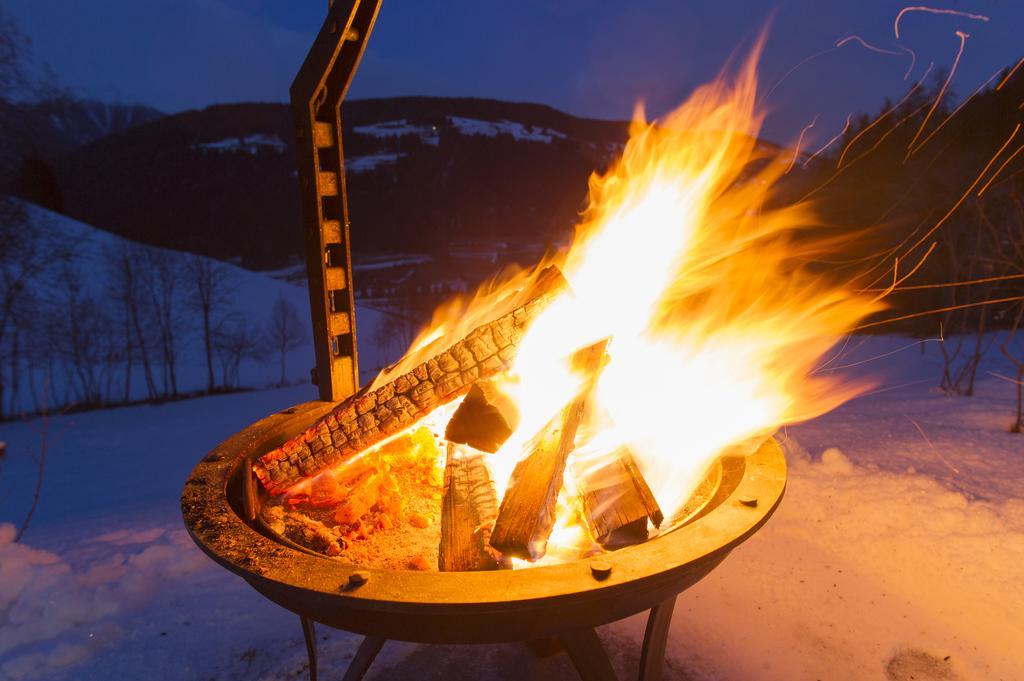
<box><xmin>181</xmin><ymin>401</ymin><xmax>786</xmax><ymax>644</ymax></box>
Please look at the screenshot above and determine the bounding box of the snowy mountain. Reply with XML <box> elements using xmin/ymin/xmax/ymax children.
<box><xmin>21</xmin><ymin>97</ymin><xmax>162</xmax><ymax>149</ymax></box>
<box><xmin>51</xmin><ymin>97</ymin><xmax>631</xmax><ymax>269</ymax></box>
<box><xmin>0</xmin><ymin>97</ymin><xmax>162</xmax><ymax>181</ymax></box>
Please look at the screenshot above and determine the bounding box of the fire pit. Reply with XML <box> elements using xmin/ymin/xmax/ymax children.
<box><xmin>176</xmin><ymin>0</ymin><xmax>889</xmax><ymax>676</ymax></box>
<box><xmin>181</xmin><ymin>400</ymin><xmax>784</xmax><ymax>680</ymax></box>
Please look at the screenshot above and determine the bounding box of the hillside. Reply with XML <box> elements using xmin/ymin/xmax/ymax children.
<box><xmin>52</xmin><ymin>97</ymin><xmax>631</xmax><ymax>269</ymax></box>
<box><xmin>0</xmin><ymin>202</ymin><xmax>388</xmax><ymax>418</ymax></box>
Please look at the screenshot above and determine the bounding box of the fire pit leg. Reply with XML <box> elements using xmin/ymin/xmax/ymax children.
<box><xmin>341</xmin><ymin>635</ymin><xmax>387</xmax><ymax>681</ymax></box>
<box><xmin>560</xmin><ymin>628</ymin><xmax>618</xmax><ymax>681</ymax></box>
<box><xmin>638</xmin><ymin>596</ymin><xmax>677</xmax><ymax>681</ymax></box>
<box><xmin>300</xmin><ymin>616</ymin><xmax>318</xmax><ymax>681</ymax></box>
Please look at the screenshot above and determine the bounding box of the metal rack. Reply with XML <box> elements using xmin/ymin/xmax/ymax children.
<box><xmin>291</xmin><ymin>0</ymin><xmax>383</xmax><ymax>402</ymax></box>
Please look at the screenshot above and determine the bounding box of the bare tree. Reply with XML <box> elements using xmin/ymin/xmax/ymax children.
<box><xmin>185</xmin><ymin>254</ymin><xmax>235</xmax><ymax>393</ymax></box>
<box><xmin>105</xmin><ymin>241</ymin><xmax>159</xmax><ymax>400</ymax></box>
<box><xmin>265</xmin><ymin>296</ymin><xmax>307</xmax><ymax>386</ymax></box>
<box><xmin>214</xmin><ymin>315</ymin><xmax>263</xmax><ymax>389</ymax></box>
<box><xmin>41</xmin><ymin>265</ymin><xmax>118</xmax><ymax>408</ymax></box>
<box><xmin>143</xmin><ymin>250</ymin><xmax>187</xmax><ymax>398</ymax></box>
<box><xmin>0</xmin><ymin>199</ymin><xmax>69</xmax><ymax>419</ymax></box>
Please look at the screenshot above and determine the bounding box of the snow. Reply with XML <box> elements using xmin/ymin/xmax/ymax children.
<box><xmin>346</xmin><ymin>152</ymin><xmax>404</xmax><ymax>173</ymax></box>
<box><xmin>1</xmin><ymin>334</ymin><xmax>1022</xmax><ymax>679</ymax></box>
<box><xmin>352</xmin><ymin>119</ymin><xmax>440</xmax><ymax>146</ymax></box>
<box><xmin>195</xmin><ymin>133</ymin><xmax>286</xmax><ymax>155</ymax></box>
<box><xmin>352</xmin><ymin>253</ymin><xmax>433</xmax><ymax>272</ymax></box>
<box><xmin>448</xmin><ymin>116</ymin><xmax>567</xmax><ymax>143</ymax></box>
<box><xmin>351</xmin><ymin>117</ymin><xmax>568</xmax><ymax>146</ymax></box>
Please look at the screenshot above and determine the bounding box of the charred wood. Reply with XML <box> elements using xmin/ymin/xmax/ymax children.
<box><xmin>438</xmin><ymin>443</ymin><xmax>509</xmax><ymax>571</ymax></box>
<box><xmin>254</xmin><ymin>266</ymin><xmax>568</xmax><ymax>494</ymax></box>
<box><xmin>443</xmin><ymin>379</ymin><xmax>518</xmax><ymax>453</ymax></box>
<box><xmin>488</xmin><ymin>340</ymin><xmax>608</xmax><ymax>560</ymax></box>
<box><xmin>574</xmin><ymin>449</ymin><xmax>663</xmax><ymax>548</ymax></box>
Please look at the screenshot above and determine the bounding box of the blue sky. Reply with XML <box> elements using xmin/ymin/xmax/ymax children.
<box><xmin>5</xmin><ymin>0</ymin><xmax>1022</xmax><ymax>142</ymax></box>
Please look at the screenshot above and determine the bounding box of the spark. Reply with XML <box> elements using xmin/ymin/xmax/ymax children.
<box><xmin>889</xmin><ymin>243</ymin><xmax>936</xmax><ymax>294</ymax></box>
<box><xmin>815</xmin><ymin>334</ymin><xmax>861</xmax><ymax>373</ymax></box>
<box><xmin>861</xmin><ymin>239</ymin><xmax>938</xmax><ymax>303</ymax></box>
<box><xmin>905</xmin><ymin>415</ymin><xmax>960</xmax><ymax>475</ymax></box>
<box><xmin>802</xmin><ymin>98</ymin><xmax>933</xmax><ymax>202</ymax></box>
<box><xmin>826</xmin><ymin>339</ymin><xmax>942</xmax><ymax>372</ymax></box>
<box><xmin>893</xmin><ymin>6</ymin><xmax>989</xmax><ymax>39</ymax></box>
<box><xmin>804</xmin><ymin>99</ymin><xmax>930</xmax><ymax>202</ymax></box>
<box><xmin>856</xmin><ymin>295</ymin><xmax>1024</xmax><ymax>331</ymax></box>
<box><xmin>835</xmin><ymin>35</ymin><xmax>916</xmax><ymax>82</ymax></box>
<box><xmin>901</xmin><ymin>123</ymin><xmax>1021</xmax><ymax>259</ymax></box>
<box><xmin>977</xmin><ymin>144</ymin><xmax>1024</xmax><ymax>196</ymax></box>
<box><xmin>764</xmin><ymin>47</ymin><xmax>835</xmax><ymax>102</ymax></box>
<box><xmin>837</xmin><ymin>63</ymin><xmax>933</xmax><ymax>168</ymax></box>
<box><xmin>988</xmin><ymin>370</ymin><xmax>1024</xmax><ymax>387</ymax></box>
<box><xmin>836</xmin><ymin>35</ymin><xmax>904</xmax><ymax>56</ymax></box>
<box><xmin>785</xmin><ymin>114</ymin><xmax>818</xmax><ymax>173</ymax></box>
<box><xmin>997</xmin><ymin>57</ymin><xmax>1024</xmax><ymax>91</ymax></box>
<box><xmin>910</xmin><ymin>60</ymin><xmax>1013</xmax><ymax>156</ymax></box>
<box><xmin>855</xmin><ymin>379</ymin><xmax>930</xmax><ymax>398</ymax></box>
<box><xmin>803</xmin><ymin>113</ymin><xmax>852</xmax><ymax>168</ymax></box>
<box><xmin>866</xmin><ymin>272</ymin><xmax>1024</xmax><ymax>292</ymax></box>
<box><xmin>898</xmin><ymin>45</ymin><xmax>917</xmax><ymax>80</ymax></box>
<box><xmin>905</xmin><ymin>30</ymin><xmax>968</xmax><ymax>156</ymax></box>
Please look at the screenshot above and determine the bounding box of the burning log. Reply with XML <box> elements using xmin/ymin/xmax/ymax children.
<box><xmin>443</xmin><ymin>379</ymin><xmax>518</xmax><ymax>453</ymax></box>
<box><xmin>489</xmin><ymin>340</ymin><xmax>608</xmax><ymax>560</ymax></box>
<box><xmin>574</xmin><ymin>450</ymin><xmax>663</xmax><ymax>548</ymax></box>
<box><xmin>254</xmin><ymin>266</ymin><xmax>568</xmax><ymax>494</ymax></box>
<box><xmin>438</xmin><ymin>443</ymin><xmax>509</xmax><ymax>571</ymax></box>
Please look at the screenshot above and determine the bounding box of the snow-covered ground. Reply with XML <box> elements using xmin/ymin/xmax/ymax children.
<box><xmin>1</xmin><ymin>334</ymin><xmax>1022</xmax><ymax>680</ymax></box>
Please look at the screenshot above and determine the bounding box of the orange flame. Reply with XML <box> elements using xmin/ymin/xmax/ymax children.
<box><xmin>380</xmin><ymin>41</ymin><xmax>883</xmax><ymax>559</ymax></box>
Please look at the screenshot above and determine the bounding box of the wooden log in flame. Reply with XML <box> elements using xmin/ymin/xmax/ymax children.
<box><xmin>444</xmin><ymin>378</ymin><xmax>519</xmax><ymax>453</ymax></box>
<box><xmin>253</xmin><ymin>266</ymin><xmax>568</xmax><ymax>495</ymax></box>
<box><xmin>488</xmin><ymin>340</ymin><xmax>609</xmax><ymax>561</ymax></box>
<box><xmin>574</xmin><ymin>449</ymin><xmax>663</xmax><ymax>548</ymax></box>
<box><xmin>438</xmin><ymin>443</ymin><xmax>510</xmax><ymax>571</ymax></box>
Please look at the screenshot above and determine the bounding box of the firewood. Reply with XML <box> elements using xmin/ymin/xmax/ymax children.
<box><xmin>488</xmin><ymin>340</ymin><xmax>608</xmax><ymax>560</ymax></box>
<box><xmin>443</xmin><ymin>379</ymin><xmax>518</xmax><ymax>453</ymax></box>
<box><xmin>574</xmin><ymin>449</ymin><xmax>663</xmax><ymax>548</ymax></box>
<box><xmin>439</xmin><ymin>443</ymin><xmax>509</xmax><ymax>571</ymax></box>
<box><xmin>254</xmin><ymin>266</ymin><xmax>569</xmax><ymax>494</ymax></box>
